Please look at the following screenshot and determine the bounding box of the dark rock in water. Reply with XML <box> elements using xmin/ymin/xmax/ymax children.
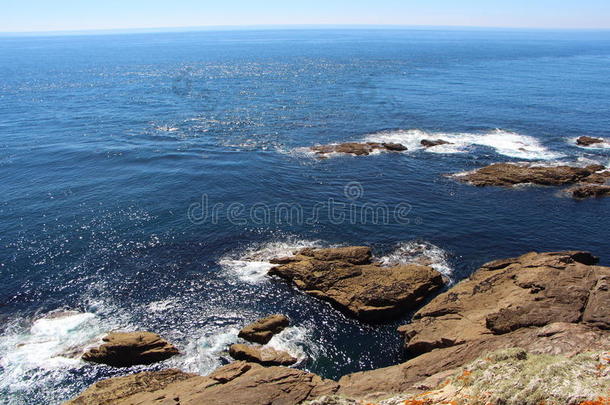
<box><xmin>238</xmin><ymin>314</ymin><xmax>290</xmax><ymax>344</ymax></box>
<box><xmin>397</xmin><ymin>251</ymin><xmax>607</xmax><ymax>355</ymax></box>
<box><xmin>576</xmin><ymin>136</ymin><xmax>604</xmax><ymax>146</ymax></box>
<box><xmin>82</xmin><ymin>331</ymin><xmax>179</xmax><ymax>367</ymax></box>
<box><xmin>66</xmin><ymin>361</ymin><xmax>339</xmax><ymax>405</ymax></box>
<box><xmin>382</xmin><ymin>142</ymin><xmax>408</xmax><ymax>151</ymax></box>
<box><xmin>268</xmin><ymin>246</ymin><xmax>444</xmax><ymax>322</ymax></box>
<box><xmin>569</xmin><ymin>184</ymin><xmax>610</xmax><ymax>199</ymax></box>
<box><xmin>420</xmin><ymin>139</ymin><xmax>452</xmax><ymax>148</ymax></box>
<box><xmin>229</xmin><ymin>344</ymin><xmax>297</xmax><ymax>366</ymax></box>
<box><xmin>310</xmin><ymin>142</ymin><xmax>406</xmax><ymax>156</ymax></box>
<box><xmin>455</xmin><ymin>163</ymin><xmax>605</xmax><ymax>187</ymax></box>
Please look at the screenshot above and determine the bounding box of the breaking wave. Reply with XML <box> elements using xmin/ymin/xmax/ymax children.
<box><xmin>364</xmin><ymin>129</ymin><xmax>564</xmax><ymax>160</ymax></box>
<box><xmin>219</xmin><ymin>238</ymin><xmax>322</xmax><ymax>283</ymax></box>
<box><xmin>378</xmin><ymin>241</ymin><xmax>454</xmax><ymax>283</ymax></box>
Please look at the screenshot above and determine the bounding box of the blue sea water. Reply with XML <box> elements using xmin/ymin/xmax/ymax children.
<box><xmin>0</xmin><ymin>28</ymin><xmax>609</xmax><ymax>404</ymax></box>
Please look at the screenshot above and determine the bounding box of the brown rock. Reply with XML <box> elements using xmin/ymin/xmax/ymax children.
<box><xmin>66</xmin><ymin>361</ymin><xmax>339</xmax><ymax>405</ymax></box>
<box><xmin>229</xmin><ymin>344</ymin><xmax>297</xmax><ymax>366</ymax></box>
<box><xmin>398</xmin><ymin>251</ymin><xmax>606</xmax><ymax>355</ymax></box>
<box><xmin>382</xmin><ymin>142</ymin><xmax>408</xmax><ymax>151</ymax></box>
<box><xmin>576</xmin><ymin>136</ymin><xmax>604</xmax><ymax>146</ymax></box>
<box><xmin>269</xmin><ymin>247</ymin><xmax>444</xmax><ymax>322</ymax></box>
<box><xmin>238</xmin><ymin>314</ymin><xmax>290</xmax><ymax>344</ymax></box>
<box><xmin>82</xmin><ymin>331</ymin><xmax>179</xmax><ymax>367</ymax></box>
<box><xmin>569</xmin><ymin>184</ymin><xmax>610</xmax><ymax>199</ymax></box>
<box><xmin>337</xmin><ymin>322</ymin><xmax>610</xmax><ymax>401</ymax></box>
<box><xmin>311</xmin><ymin>142</ymin><xmax>407</xmax><ymax>156</ymax></box>
<box><xmin>455</xmin><ymin>163</ymin><xmax>605</xmax><ymax>187</ymax></box>
<box><xmin>420</xmin><ymin>139</ymin><xmax>452</xmax><ymax>148</ymax></box>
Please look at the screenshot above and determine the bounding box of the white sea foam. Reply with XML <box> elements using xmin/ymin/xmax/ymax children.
<box><xmin>219</xmin><ymin>239</ymin><xmax>322</xmax><ymax>283</ymax></box>
<box><xmin>178</xmin><ymin>327</ymin><xmax>240</xmax><ymax>375</ymax></box>
<box><xmin>0</xmin><ymin>311</ymin><xmax>106</xmax><ymax>396</ymax></box>
<box><xmin>378</xmin><ymin>241</ymin><xmax>454</xmax><ymax>282</ymax></box>
<box><xmin>364</xmin><ymin>128</ymin><xmax>563</xmax><ymax>160</ymax></box>
<box><xmin>177</xmin><ymin>325</ymin><xmax>312</xmax><ymax>375</ymax></box>
<box><xmin>266</xmin><ymin>326</ymin><xmax>312</xmax><ymax>364</ymax></box>
<box><xmin>147</xmin><ymin>299</ymin><xmax>175</xmax><ymax>312</ymax></box>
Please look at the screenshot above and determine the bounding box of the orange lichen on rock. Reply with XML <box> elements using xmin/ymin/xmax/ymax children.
<box><xmin>578</xmin><ymin>398</ymin><xmax>610</xmax><ymax>405</ymax></box>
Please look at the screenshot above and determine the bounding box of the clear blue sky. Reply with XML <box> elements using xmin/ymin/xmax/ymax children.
<box><xmin>2</xmin><ymin>0</ymin><xmax>609</xmax><ymax>32</ymax></box>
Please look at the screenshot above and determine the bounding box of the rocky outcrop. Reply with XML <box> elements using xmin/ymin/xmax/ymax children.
<box><xmin>569</xmin><ymin>184</ymin><xmax>610</xmax><ymax>199</ymax></box>
<box><xmin>577</xmin><ymin>136</ymin><xmax>604</xmax><ymax>146</ymax></box>
<box><xmin>229</xmin><ymin>344</ymin><xmax>297</xmax><ymax>366</ymax></box>
<box><xmin>82</xmin><ymin>331</ymin><xmax>179</xmax><ymax>367</ymax></box>
<box><xmin>310</xmin><ymin>142</ymin><xmax>407</xmax><ymax>157</ymax></box>
<box><xmin>455</xmin><ymin>163</ymin><xmax>606</xmax><ymax>187</ymax></box>
<box><xmin>338</xmin><ymin>349</ymin><xmax>610</xmax><ymax>405</ymax></box>
<box><xmin>269</xmin><ymin>247</ymin><xmax>444</xmax><ymax>321</ymax></box>
<box><xmin>66</xmin><ymin>361</ymin><xmax>339</xmax><ymax>405</ymax></box>
<box><xmin>420</xmin><ymin>139</ymin><xmax>452</xmax><ymax>148</ymax></box>
<box><xmin>398</xmin><ymin>251</ymin><xmax>607</xmax><ymax>355</ymax></box>
<box><xmin>237</xmin><ymin>314</ymin><xmax>290</xmax><ymax>344</ymax></box>
<box><xmin>336</xmin><ymin>322</ymin><xmax>610</xmax><ymax>400</ymax></box>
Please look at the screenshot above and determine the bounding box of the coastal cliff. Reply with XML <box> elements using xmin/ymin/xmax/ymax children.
<box><xmin>65</xmin><ymin>250</ymin><xmax>610</xmax><ymax>405</ymax></box>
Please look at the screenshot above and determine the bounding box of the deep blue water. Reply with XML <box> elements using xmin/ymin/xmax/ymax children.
<box><xmin>1</xmin><ymin>28</ymin><xmax>609</xmax><ymax>404</ymax></box>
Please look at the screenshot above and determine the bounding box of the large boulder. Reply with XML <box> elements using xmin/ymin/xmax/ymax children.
<box><xmin>82</xmin><ymin>331</ymin><xmax>179</xmax><ymax>367</ymax></box>
<box><xmin>237</xmin><ymin>314</ymin><xmax>290</xmax><ymax>344</ymax></box>
<box><xmin>229</xmin><ymin>344</ymin><xmax>297</xmax><ymax>366</ymax></box>
<box><xmin>66</xmin><ymin>361</ymin><xmax>339</xmax><ymax>405</ymax></box>
<box><xmin>577</xmin><ymin>136</ymin><xmax>604</xmax><ymax>146</ymax></box>
<box><xmin>310</xmin><ymin>142</ymin><xmax>407</xmax><ymax>157</ymax></box>
<box><xmin>455</xmin><ymin>163</ymin><xmax>605</xmax><ymax>187</ymax></box>
<box><xmin>269</xmin><ymin>247</ymin><xmax>444</xmax><ymax>322</ymax></box>
<box><xmin>398</xmin><ymin>251</ymin><xmax>608</xmax><ymax>355</ymax></box>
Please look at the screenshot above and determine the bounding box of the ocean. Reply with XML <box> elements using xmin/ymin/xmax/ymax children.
<box><xmin>0</xmin><ymin>28</ymin><xmax>609</xmax><ymax>404</ymax></box>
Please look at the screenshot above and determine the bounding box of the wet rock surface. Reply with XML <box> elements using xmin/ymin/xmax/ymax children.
<box><xmin>569</xmin><ymin>184</ymin><xmax>610</xmax><ymax>199</ymax></box>
<box><xmin>577</xmin><ymin>136</ymin><xmax>604</xmax><ymax>146</ymax></box>
<box><xmin>82</xmin><ymin>331</ymin><xmax>179</xmax><ymax>367</ymax></box>
<box><xmin>455</xmin><ymin>163</ymin><xmax>606</xmax><ymax>187</ymax></box>
<box><xmin>237</xmin><ymin>314</ymin><xmax>290</xmax><ymax>344</ymax></box>
<box><xmin>420</xmin><ymin>139</ymin><xmax>452</xmax><ymax>148</ymax></box>
<box><xmin>268</xmin><ymin>246</ymin><xmax>444</xmax><ymax>321</ymax></box>
<box><xmin>310</xmin><ymin>142</ymin><xmax>407</xmax><ymax>156</ymax></box>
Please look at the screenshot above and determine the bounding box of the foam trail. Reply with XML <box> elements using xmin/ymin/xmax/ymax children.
<box><xmin>178</xmin><ymin>327</ymin><xmax>240</xmax><ymax>375</ymax></box>
<box><xmin>0</xmin><ymin>311</ymin><xmax>105</xmax><ymax>397</ymax></box>
<box><xmin>219</xmin><ymin>239</ymin><xmax>321</xmax><ymax>283</ymax></box>
<box><xmin>364</xmin><ymin>129</ymin><xmax>563</xmax><ymax>160</ymax></box>
<box><xmin>378</xmin><ymin>241</ymin><xmax>454</xmax><ymax>283</ymax></box>
<box><xmin>266</xmin><ymin>326</ymin><xmax>312</xmax><ymax>364</ymax></box>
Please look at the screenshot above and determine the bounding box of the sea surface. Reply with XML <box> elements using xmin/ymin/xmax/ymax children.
<box><xmin>0</xmin><ymin>28</ymin><xmax>609</xmax><ymax>404</ymax></box>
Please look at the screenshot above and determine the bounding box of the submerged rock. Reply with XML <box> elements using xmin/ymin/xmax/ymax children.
<box><xmin>237</xmin><ymin>314</ymin><xmax>290</xmax><ymax>344</ymax></box>
<box><xmin>569</xmin><ymin>184</ymin><xmax>610</xmax><ymax>199</ymax></box>
<box><xmin>66</xmin><ymin>361</ymin><xmax>339</xmax><ymax>405</ymax></box>
<box><xmin>420</xmin><ymin>139</ymin><xmax>452</xmax><ymax>148</ymax></box>
<box><xmin>455</xmin><ymin>163</ymin><xmax>605</xmax><ymax>187</ymax></box>
<box><xmin>269</xmin><ymin>246</ymin><xmax>444</xmax><ymax>321</ymax></box>
<box><xmin>228</xmin><ymin>343</ymin><xmax>297</xmax><ymax>366</ymax></box>
<box><xmin>398</xmin><ymin>250</ymin><xmax>606</xmax><ymax>354</ymax></box>
<box><xmin>310</xmin><ymin>142</ymin><xmax>407</xmax><ymax>156</ymax></box>
<box><xmin>82</xmin><ymin>331</ymin><xmax>179</xmax><ymax>367</ymax></box>
<box><xmin>577</xmin><ymin>136</ymin><xmax>604</xmax><ymax>146</ymax></box>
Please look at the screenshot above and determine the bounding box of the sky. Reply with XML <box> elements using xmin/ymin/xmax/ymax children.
<box><xmin>1</xmin><ymin>0</ymin><xmax>610</xmax><ymax>33</ymax></box>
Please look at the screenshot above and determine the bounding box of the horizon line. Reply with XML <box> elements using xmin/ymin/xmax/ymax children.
<box><xmin>2</xmin><ymin>23</ymin><xmax>610</xmax><ymax>37</ymax></box>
